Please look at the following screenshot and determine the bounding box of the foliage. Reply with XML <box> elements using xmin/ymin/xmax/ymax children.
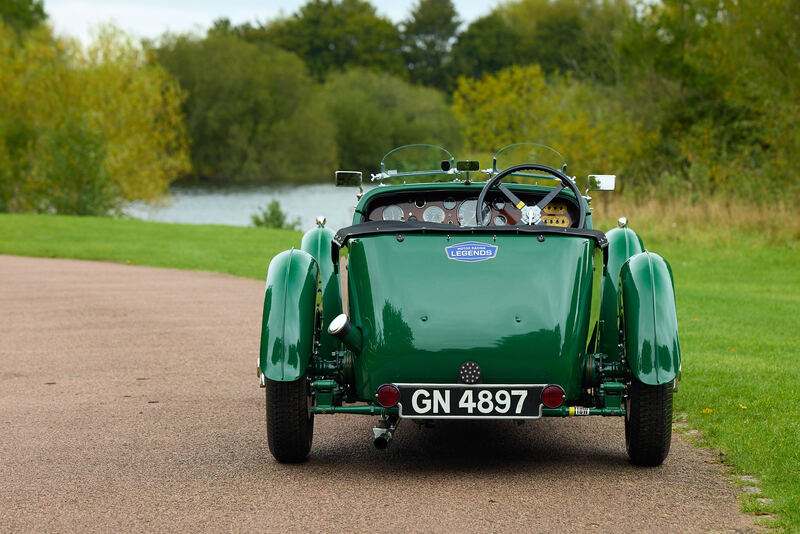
<box><xmin>615</xmin><ymin>0</ymin><xmax>800</xmax><ymax>200</ymax></box>
<box><xmin>453</xmin><ymin>65</ymin><xmax>651</xmax><ymax>183</ymax></box>
<box><xmin>0</xmin><ymin>0</ymin><xmax>45</xmax><ymax>33</ymax></box>
<box><xmin>320</xmin><ymin>68</ymin><xmax>463</xmax><ymax>173</ymax></box>
<box><xmin>496</xmin><ymin>0</ymin><xmax>630</xmax><ymax>84</ymax></box>
<box><xmin>153</xmin><ymin>31</ymin><xmax>337</xmax><ymax>184</ymax></box>
<box><xmin>251</xmin><ymin>200</ymin><xmax>301</xmax><ymax>230</ymax></box>
<box><xmin>239</xmin><ymin>0</ymin><xmax>405</xmax><ymax>81</ymax></box>
<box><xmin>401</xmin><ymin>0</ymin><xmax>460</xmax><ymax>89</ymax></box>
<box><xmin>449</xmin><ymin>13</ymin><xmax>521</xmax><ymax>90</ymax></box>
<box><xmin>0</xmin><ymin>22</ymin><xmax>189</xmax><ymax>215</ymax></box>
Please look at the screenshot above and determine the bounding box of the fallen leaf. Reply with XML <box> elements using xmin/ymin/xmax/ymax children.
<box><xmin>701</xmin><ymin>407</ymin><xmax>713</xmax><ymax>414</ymax></box>
<box><xmin>738</xmin><ymin>403</ymin><xmax>748</xmax><ymax>409</ymax></box>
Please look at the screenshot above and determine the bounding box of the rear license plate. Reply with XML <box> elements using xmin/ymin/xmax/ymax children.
<box><xmin>395</xmin><ymin>384</ymin><xmax>545</xmax><ymax>419</ymax></box>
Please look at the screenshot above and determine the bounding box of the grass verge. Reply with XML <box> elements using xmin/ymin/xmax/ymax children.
<box><xmin>0</xmin><ymin>214</ymin><xmax>301</xmax><ymax>279</ymax></box>
<box><xmin>1</xmin><ymin>209</ymin><xmax>798</xmax><ymax>530</ymax></box>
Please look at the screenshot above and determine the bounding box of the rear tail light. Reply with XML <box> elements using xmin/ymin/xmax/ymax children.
<box><xmin>376</xmin><ymin>384</ymin><xmax>400</xmax><ymax>408</ymax></box>
<box><xmin>541</xmin><ymin>385</ymin><xmax>565</xmax><ymax>408</ymax></box>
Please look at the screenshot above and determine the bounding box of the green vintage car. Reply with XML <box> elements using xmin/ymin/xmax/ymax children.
<box><xmin>258</xmin><ymin>143</ymin><xmax>681</xmax><ymax>466</ymax></box>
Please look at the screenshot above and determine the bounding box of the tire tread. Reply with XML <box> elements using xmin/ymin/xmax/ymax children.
<box><xmin>266</xmin><ymin>377</ymin><xmax>313</xmax><ymax>463</ymax></box>
<box><xmin>626</xmin><ymin>381</ymin><xmax>672</xmax><ymax>466</ymax></box>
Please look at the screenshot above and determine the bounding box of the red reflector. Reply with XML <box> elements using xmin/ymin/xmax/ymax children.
<box><xmin>541</xmin><ymin>385</ymin><xmax>565</xmax><ymax>408</ymax></box>
<box><xmin>376</xmin><ymin>384</ymin><xmax>400</xmax><ymax>408</ymax></box>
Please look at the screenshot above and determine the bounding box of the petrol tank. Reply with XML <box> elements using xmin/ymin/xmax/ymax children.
<box><xmin>346</xmin><ymin>233</ymin><xmax>598</xmax><ymax>401</ymax></box>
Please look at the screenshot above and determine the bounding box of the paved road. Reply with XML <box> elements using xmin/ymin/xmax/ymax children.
<box><xmin>0</xmin><ymin>255</ymin><xmax>757</xmax><ymax>533</ymax></box>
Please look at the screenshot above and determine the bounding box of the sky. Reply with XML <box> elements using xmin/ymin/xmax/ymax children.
<box><xmin>44</xmin><ymin>0</ymin><xmax>499</xmax><ymax>44</ymax></box>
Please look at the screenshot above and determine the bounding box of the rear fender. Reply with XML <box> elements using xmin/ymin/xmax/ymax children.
<box><xmin>259</xmin><ymin>248</ymin><xmax>320</xmax><ymax>382</ymax></box>
<box><xmin>619</xmin><ymin>251</ymin><xmax>681</xmax><ymax>385</ymax></box>
<box><xmin>301</xmin><ymin>226</ymin><xmax>342</xmax><ymax>359</ymax></box>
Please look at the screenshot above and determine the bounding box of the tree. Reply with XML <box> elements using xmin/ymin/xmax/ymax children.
<box><xmin>449</xmin><ymin>12</ymin><xmax>521</xmax><ymax>89</ymax></box>
<box><xmin>249</xmin><ymin>0</ymin><xmax>404</xmax><ymax>81</ymax></box>
<box><xmin>0</xmin><ymin>0</ymin><xmax>45</xmax><ymax>33</ymax></box>
<box><xmin>154</xmin><ymin>32</ymin><xmax>336</xmax><ymax>183</ymax></box>
<box><xmin>497</xmin><ymin>0</ymin><xmax>629</xmax><ymax>83</ymax></box>
<box><xmin>320</xmin><ymin>68</ymin><xmax>462</xmax><ymax>173</ymax></box>
<box><xmin>453</xmin><ymin>65</ymin><xmax>651</xmax><ymax>181</ymax></box>
<box><xmin>0</xmin><ymin>23</ymin><xmax>190</xmax><ymax>214</ymax></box>
<box><xmin>401</xmin><ymin>0</ymin><xmax>460</xmax><ymax>89</ymax></box>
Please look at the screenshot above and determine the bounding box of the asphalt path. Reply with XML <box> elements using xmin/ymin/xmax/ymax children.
<box><xmin>0</xmin><ymin>255</ymin><xmax>757</xmax><ymax>532</ymax></box>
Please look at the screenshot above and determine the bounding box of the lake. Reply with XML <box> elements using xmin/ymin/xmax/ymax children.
<box><xmin>125</xmin><ymin>183</ymin><xmax>373</xmax><ymax>231</ymax></box>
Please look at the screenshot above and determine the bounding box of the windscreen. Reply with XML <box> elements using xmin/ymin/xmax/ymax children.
<box><xmin>493</xmin><ymin>143</ymin><xmax>566</xmax><ymax>185</ymax></box>
<box><xmin>378</xmin><ymin>144</ymin><xmax>454</xmax><ymax>183</ymax></box>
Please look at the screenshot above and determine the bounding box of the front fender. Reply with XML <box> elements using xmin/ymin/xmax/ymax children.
<box><xmin>259</xmin><ymin>248</ymin><xmax>320</xmax><ymax>382</ymax></box>
<box><xmin>597</xmin><ymin>227</ymin><xmax>644</xmax><ymax>358</ymax></box>
<box><xmin>620</xmin><ymin>251</ymin><xmax>681</xmax><ymax>385</ymax></box>
<box><xmin>301</xmin><ymin>226</ymin><xmax>342</xmax><ymax>359</ymax></box>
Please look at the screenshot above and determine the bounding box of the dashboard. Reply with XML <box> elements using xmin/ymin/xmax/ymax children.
<box><xmin>364</xmin><ymin>191</ymin><xmax>577</xmax><ymax>228</ymax></box>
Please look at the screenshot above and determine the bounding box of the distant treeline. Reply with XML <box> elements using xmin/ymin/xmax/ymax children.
<box><xmin>1</xmin><ymin>0</ymin><xmax>798</xmax><ymax>215</ymax></box>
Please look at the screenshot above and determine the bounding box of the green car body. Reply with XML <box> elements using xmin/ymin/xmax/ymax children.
<box><xmin>258</xmin><ymin>146</ymin><xmax>681</xmax><ymax>465</ymax></box>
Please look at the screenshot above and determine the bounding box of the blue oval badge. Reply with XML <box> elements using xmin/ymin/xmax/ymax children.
<box><xmin>445</xmin><ymin>241</ymin><xmax>498</xmax><ymax>262</ymax></box>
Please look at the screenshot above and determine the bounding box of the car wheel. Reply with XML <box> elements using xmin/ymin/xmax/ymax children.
<box><xmin>266</xmin><ymin>375</ymin><xmax>314</xmax><ymax>463</ymax></box>
<box><xmin>624</xmin><ymin>380</ymin><xmax>672</xmax><ymax>466</ymax></box>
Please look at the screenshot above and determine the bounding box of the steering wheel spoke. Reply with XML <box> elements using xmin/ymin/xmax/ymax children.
<box><xmin>534</xmin><ymin>183</ymin><xmax>565</xmax><ymax>211</ymax></box>
<box><xmin>497</xmin><ymin>183</ymin><xmax>526</xmax><ymax>210</ymax></box>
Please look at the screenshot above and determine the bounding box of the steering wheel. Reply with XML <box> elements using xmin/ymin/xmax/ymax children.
<box><xmin>476</xmin><ymin>163</ymin><xmax>586</xmax><ymax>229</ymax></box>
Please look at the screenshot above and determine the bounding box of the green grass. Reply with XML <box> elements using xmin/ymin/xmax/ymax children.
<box><xmin>1</xmin><ymin>212</ymin><xmax>799</xmax><ymax>530</ymax></box>
<box><xmin>0</xmin><ymin>214</ymin><xmax>301</xmax><ymax>279</ymax></box>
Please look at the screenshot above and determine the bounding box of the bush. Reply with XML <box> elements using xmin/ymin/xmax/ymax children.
<box><xmin>251</xmin><ymin>200</ymin><xmax>300</xmax><ymax>230</ymax></box>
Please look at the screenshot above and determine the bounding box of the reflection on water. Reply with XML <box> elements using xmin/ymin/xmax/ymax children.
<box><xmin>125</xmin><ymin>183</ymin><xmax>373</xmax><ymax>231</ymax></box>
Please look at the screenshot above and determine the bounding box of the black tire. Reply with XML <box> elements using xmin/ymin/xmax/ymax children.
<box><xmin>266</xmin><ymin>376</ymin><xmax>313</xmax><ymax>463</ymax></box>
<box><xmin>625</xmin><ymin>380</ymin><xmax>673</xmax><ymax>466</ymax></box>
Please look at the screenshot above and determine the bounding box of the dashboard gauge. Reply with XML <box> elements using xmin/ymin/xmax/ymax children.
<box><xmin>422</xmin><ymin>206</ymin><xmax>446</xmax><ymax>223</ymax></box>
<box><xmin>382</xmin><ymin>204</ymin><xmax>404</xmax><ymax>221</ymax></box>
<box><xmin>415</xmin><ymin>199</ymin><xmax>426</xmax><ymax>208</ymax></box>
<box><xmin>443</xmin><ymin>197</ymin><xmax>457</xmax><ymax>210</ymax></box>
<box><xmin>493</xmin><ymin>214</ymin><xmax>507</xmax><ymax>226</ymax></box>
<box><xmin>492</xmin><ymin>199</ymin><xmax>506</xmax><ymax>211</ymax></box>
<box><xmin>457</xmin><ymin>199</ymin><xmax>491</xmax><ymax>227</ymax></box>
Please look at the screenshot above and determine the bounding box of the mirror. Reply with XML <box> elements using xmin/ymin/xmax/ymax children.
<box><xmin>456</xmin><ymin>160</ymin><xmax>480</xmax><ymax>172</ymax></box>
<box><xmin>335</xmin><ymin>170</ymin><xmax>362</xmax><ymax>187</ymax></box>
<box><xmin>587</xmin><ymin>174</ymin><xmax>616</xmax><ymax>191</ymax></box>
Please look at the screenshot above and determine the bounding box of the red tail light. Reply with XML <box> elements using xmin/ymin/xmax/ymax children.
<box><xmin>376</xmin><ymin>384</ymin><xmax>400</xmax><ymax>408</ymax></box>
<box><xmin>541</xmin><ymin>385</ymin><xmax>565</xmax><ymax>408</ymax></box>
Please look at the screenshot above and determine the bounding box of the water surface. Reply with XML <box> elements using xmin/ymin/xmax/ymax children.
<box><xmin>126</xmin><ymin>184</ymin><xmax>370</xmax><ymax>231</ymax></box>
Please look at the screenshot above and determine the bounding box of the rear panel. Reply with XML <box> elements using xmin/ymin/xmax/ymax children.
<box><xmin>346</xmin><ymin>233</ymin><xmax>596</xmax><ymax>401</ymax></box>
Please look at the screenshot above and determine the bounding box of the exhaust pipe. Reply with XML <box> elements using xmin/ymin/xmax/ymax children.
<box><xmin>373</xmin><ymin>427</ymin><xmax>394</xmax><ymax>449</ymax></box>
<box><xmin>372</xmin><ymin>417</ymin><xmax>399</xmax><ymax>449</ymax></box>
<box><xmin>328</xmin><ymin>314</ymin><xmax>363</xmax><ymax>354</ymax></box>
